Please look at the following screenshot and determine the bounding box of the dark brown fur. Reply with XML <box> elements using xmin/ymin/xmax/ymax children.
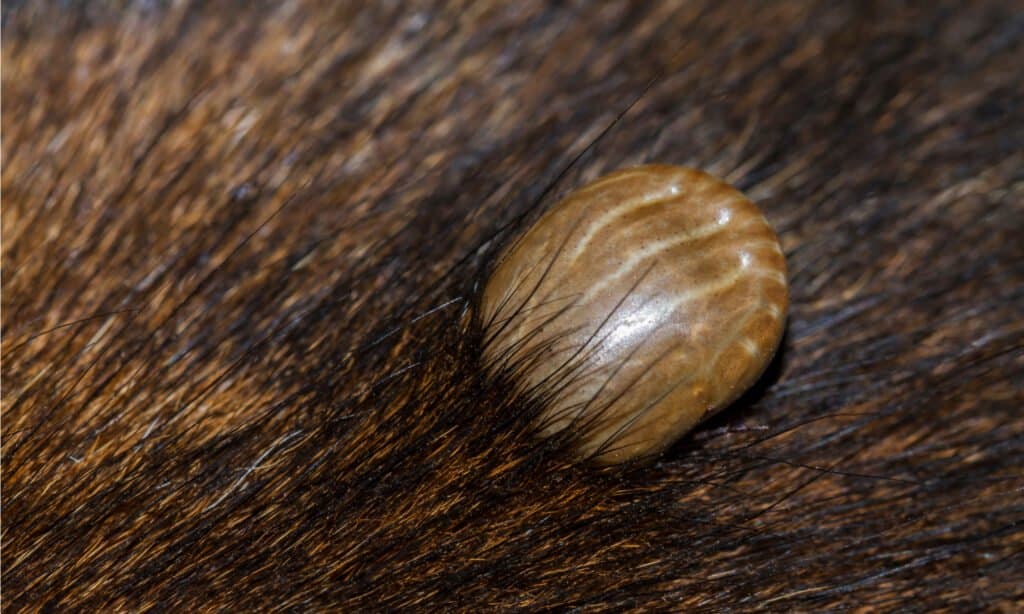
<box><xmin>3</xmin><ymin>1</ymin><xmax>1022</xmax><ymax>611</ymax></box>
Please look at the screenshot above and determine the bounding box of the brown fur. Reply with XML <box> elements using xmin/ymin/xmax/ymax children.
<box><xmin>3</xmin><ymin>1</ymin><xmax>1022</xmax><ymax>611</ymax></box>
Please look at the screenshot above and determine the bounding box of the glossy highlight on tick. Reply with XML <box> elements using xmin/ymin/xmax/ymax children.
<box><xmin>480</xmin><ymin>165</ymin><xmax>788</xmax><ymax>464</ymax></box>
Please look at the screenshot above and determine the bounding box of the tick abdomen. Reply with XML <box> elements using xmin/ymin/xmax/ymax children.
<box><xmin>480</xmin><ymin>165</ymin><xmax>788</xmax><ymax>464</ymax></box>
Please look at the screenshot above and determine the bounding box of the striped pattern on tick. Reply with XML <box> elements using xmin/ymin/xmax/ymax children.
<box><xmin>480</xmin><ymin>165</ymin><xmax>788</xmax><ymax>464</ymax></box>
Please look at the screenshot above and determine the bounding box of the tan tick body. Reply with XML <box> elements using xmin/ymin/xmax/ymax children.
<box><xmin>481</xmin><ymin>165</ymin><xmax>788</xmax><ymax>464</ymax></box>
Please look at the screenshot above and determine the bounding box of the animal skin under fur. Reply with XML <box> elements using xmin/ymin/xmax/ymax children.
<box><xmin>2</xmin><ymin>2</ymin><xmax>1022</xmax><ymax>611</ymax></box>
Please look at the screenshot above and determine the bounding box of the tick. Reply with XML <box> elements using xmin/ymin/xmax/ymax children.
<box><xmin>480</xmin><ymin>165</ymin><xmax>788</xmax><ymax>464</ymax></box>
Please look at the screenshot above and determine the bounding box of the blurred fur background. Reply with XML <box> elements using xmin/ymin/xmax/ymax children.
<box><xmin>3</xmin><ymin>1</ymin><xmax>1022</xmax><ymax>611</ymax></box>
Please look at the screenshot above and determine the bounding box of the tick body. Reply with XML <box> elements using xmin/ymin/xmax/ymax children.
<box><xmin>480</xmin><ymin>165</ymin><xmax>788</xmax><ymax>464</ymax></box>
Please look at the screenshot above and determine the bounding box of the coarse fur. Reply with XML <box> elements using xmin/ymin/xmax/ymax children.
<box><xmin>3</xmin><ymin>1</ymin><xmax>1022</xmax><ymax>611</ymax></box>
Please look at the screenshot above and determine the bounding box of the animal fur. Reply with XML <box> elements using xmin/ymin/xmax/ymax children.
<box><xmin>3</xmin><ymin>1</ymin><xmax>1022</xmax><ymax>611</ymax></box>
